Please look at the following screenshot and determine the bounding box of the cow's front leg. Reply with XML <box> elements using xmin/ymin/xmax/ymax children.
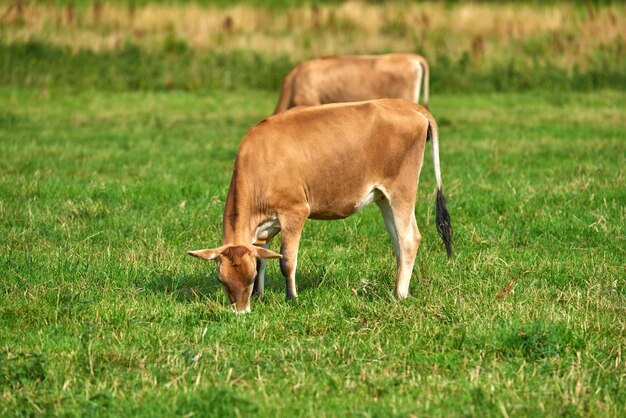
<box><xmin>278</xmin><ymin>210</ymin><xmax>308</xmax><ymax>301</ymax></box>
<box><xmin>253</xmin><ymin>243</ymin><xmax>270</xmax><ymax>298</ymax></box>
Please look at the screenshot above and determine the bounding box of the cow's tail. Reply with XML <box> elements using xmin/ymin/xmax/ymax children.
<box><xmin>418</xmin><ymin>56</ymin><xmax>430</xmax><ymax>110</ymax></box>
<box><xmin>273</xmin><ymin>67</ymin><xmax>299</xmax><ymax>115</ymax></box>
<box><xmin>425</xmin><ymin>111</ymin><xmax>452</xmax><ymax>257</ymax></box>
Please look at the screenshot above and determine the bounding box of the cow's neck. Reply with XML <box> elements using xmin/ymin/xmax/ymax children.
<box><xmin>221</xmin><ymin>168</ymin><xmax>263</xmax><ymax>245</ymax></box>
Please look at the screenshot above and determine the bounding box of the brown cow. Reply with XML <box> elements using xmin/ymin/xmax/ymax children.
<box><xmin>273</xmin><ymin>53</ymin><xmax>430</xmax><ymax>114</ymax></box>
<box><xmin>189</xmin><ymin>99</ymin><xmax>451</xmax><ymax>312</ymax></box>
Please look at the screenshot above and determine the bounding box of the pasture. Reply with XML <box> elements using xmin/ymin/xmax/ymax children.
<box><xmin>1</xmin><ymin>87</ymin><xmax>624</xmax><ymax>416</ymax></box>
<box><xmin>1</xmin><ymin>0</ymin><xmax>625</xmax><ymax>416</ymax></box>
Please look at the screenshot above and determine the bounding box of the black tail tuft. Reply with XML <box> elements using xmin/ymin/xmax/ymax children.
<box><xmin>436</xmin><ymin>189</ymin><xmax>453</xmax><ymax>257</ymax></box>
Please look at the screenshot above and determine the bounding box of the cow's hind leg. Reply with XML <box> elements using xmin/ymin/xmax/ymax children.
<box><xmin>278</xmin><ymin>208</ymin><xmax>309</xmax><ymax>301</ymax></box>
<box><xmin>377</xmin><ymin>196</ymin><xmax>421</xmax><ymax>299</ymax></box>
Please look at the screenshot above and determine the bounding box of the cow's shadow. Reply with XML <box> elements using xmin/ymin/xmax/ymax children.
<box><xmin>146</xmin><ymin>272</ymin><xmax>222</xmax><ymax>302</ymax></box>
<box><xmin>145</xmin><ymin>267</ymin><xmax>325</xmax><ymax>304</ymax></box>
<box><xmin>145</xmin><ymin>259</ymin><xmax>391</xmax><ymax>305</ymax></box>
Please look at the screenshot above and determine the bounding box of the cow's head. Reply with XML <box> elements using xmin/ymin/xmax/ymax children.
<box><xmin>187</xmin><ymin>244</ymin><xmax>281</xmax><ymax>312</ymax></box>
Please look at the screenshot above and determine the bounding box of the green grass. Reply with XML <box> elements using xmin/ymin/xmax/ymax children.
<box><xmin>0</xmin><ymin>87</ymin><xmax>624</xmax><ymax>416</ymax></box>
<box><xmin>3</xmin><ymin>41</ymin><xmax>625</xmax><ymax>94</ymax></box>
<box><xmin>0</xmin><ymin>42</ymin><xmax>295</xmax><ymax>92</ymax></box>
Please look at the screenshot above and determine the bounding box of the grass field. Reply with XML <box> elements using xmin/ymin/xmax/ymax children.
<box><xmin>0</xmin><ymin>86</ymin><xmax>624</xmax><ymax>416</ymax></box>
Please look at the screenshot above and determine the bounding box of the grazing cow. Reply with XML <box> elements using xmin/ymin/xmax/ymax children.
<box><xmin>188</xmin><ymin>99</ymin><xmax>451</xmax><ymax>312</ymax></box>
<box><xmin>273</xmin><ymin>53</ymin><xmax>430</xmax><ymax>114</ymax></box>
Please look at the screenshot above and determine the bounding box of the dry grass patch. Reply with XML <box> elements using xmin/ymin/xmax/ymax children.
<box><xmin>1</xmin><ymin>1</ymin><xmax>624</xmax><ymax>69</ymax></box>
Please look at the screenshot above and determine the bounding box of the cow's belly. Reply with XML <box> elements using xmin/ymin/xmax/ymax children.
<box><xmin>308</xmin><ymin>188</ymin><xmax>383</xmax><ymax>220</ymax></box>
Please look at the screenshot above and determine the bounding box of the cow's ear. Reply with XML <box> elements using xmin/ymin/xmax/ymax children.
<box><xmin>187</xmin><ymin>245</ymin><xmax>228</xmax><ymax>261</ymax></box>
<box><xmin>254</xmin><ymin>247</ymin><xmax>282</xmax><ymax>260</ymax></box>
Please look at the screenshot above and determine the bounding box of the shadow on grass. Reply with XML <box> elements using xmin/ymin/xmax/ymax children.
<box><xmin>174</xmin><ymin>387</ymin><xmax>258</xmax><ymax>416</ymax></box>
<box><xmin>0</xmin><ymin>350</ymin><xmax>47</xmax><ymax>389</ymax></box>
<box><xmin>142</xmin><ymin>260</ymin><xmax>391</xmax><ymax>306</ymax></box>
<box><xmin>143</xmin><ymin>268</ymin><xmax>311</xmax><ymax>303</ymax></box>
<box><xmin>495</xmin><ymin>320</ymin><xmax>584</xmax><ymax>362</ymax></box>
<box><xmin>143</xmin><ymin>272</ymin><xmax>222</xmax><ymax>302</ymax></box>
<box><xmin>294</xmin><ymin>262</ymin><xmax>394</xmax><ymax>303</ymax></box>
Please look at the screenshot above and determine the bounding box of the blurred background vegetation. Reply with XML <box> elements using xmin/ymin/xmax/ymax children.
<box><xmin>1</xmin><ymin>0</ymin><xmax>625</xmax><ymax>93</ymax></box>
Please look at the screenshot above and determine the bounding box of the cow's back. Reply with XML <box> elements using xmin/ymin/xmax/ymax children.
<box><xmin>294</xmin><ymin>54</ymin><xmax>420</xmax><ymax>105</ymax></box>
